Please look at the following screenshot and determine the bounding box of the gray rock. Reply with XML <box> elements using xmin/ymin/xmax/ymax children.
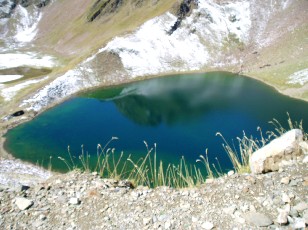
<box><xmin>249</xmin><ymin>129</ymin><xmax>303</xmax><ymax>174</ymax></box>
<box><xmin>223</xmin><ymin>205</ymin><xmax>237</xmax><ymax>215</ymax></box>
<box><xmin>280</xmin><ymin>177</ymin><xmax>290</xmax><ymax>184</ymax></box>
<box><xmin>227</xmin><ymin>170</ymin><xmax>234</xmax><ymax>176</ymax></box>
<box><xmin>281</xmin><ymin>193</ymin><xmax>290</xmax><ymax>203</ymax></box>
<box><xmin>293</xmin><ymin>218</ymin><xmax>305</xmax><ymax>229</ymax></box>
<box><xmin>303</xmin><ymin>210</ymin><xmax>308</xmax><ymax>225</ymax></box>
<box><xmin>0</xmin><ymin>0</ymin><xmax>16</xmax><ymax>18</ymax></box>
<box><xmin>276</xmin><ymin>210</ymin><xmax>288</xmax><ymax>225</ymax></box>
<box><xmin>289</xmin><ymin>179</ymin><xmax>298</xmax><ymax>187</ymax></box>
<box><xmin>143</xmin><ymin>217</ymin><xmax>152</xmax><ymax>225</ymax></box>
<box><xmin>243</xmin><ymin>212</ymin><xmax>273</xmax><ymax>227</ymax></box>
<box><xmin>69</xmin><ymin>197</ymin><xmax>80</xmax><ymax>205</ymax></box>
<box><xmin>15</xmin><ymin>197</ymin><xmax>34</xmax><ymax>210</ymax></box>
<box><xmin>290</xmin><ymin>208</ymin><xmax>299</xmax><ymax>217</ymax></box>
<box><xmin>201</xmin><ymin>221</ymin><xmax>214</xmax><ymax>230</ymax></box>
<box><xmin>299</xmin><ymin>141</ymin><xmax>308</xmax><ymax>155</ymax></box>
<box><xmin>293</xmin><ymin>202</ymin><xmax>308</xmax><ymax>212</ymax></box>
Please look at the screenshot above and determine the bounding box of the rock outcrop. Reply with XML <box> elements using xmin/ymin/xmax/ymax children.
<box><xmin>249</xmin><ymin>129</ymin><xmax>306</xmax><ymax>174</ymax></box>
<box><xmin>0</xmin><ymin>0</ymin><xmax>49</xmax><ymax>19</ymax></box>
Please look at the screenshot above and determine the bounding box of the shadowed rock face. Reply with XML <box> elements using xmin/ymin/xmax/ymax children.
<box><xmin>0</xmin><ymin>0</ymin><xmax>50</xmax><ymax>18</ymax></box>
<box><xmin>22</xmin><ymin>0</ymin><xmax>51</xmax><ymax>8</ymax></box>
<box><xmin>168</xmin><ymin>0</ymin><xmax>197</xmax><ymax>35</ymax></box>
<box><xmin>87</xmin><ymin>0</ymin><xmax>124</xmax><ymax>22</ymax></box>
<box><xmin>0</xmin><ymin>0</ymin><xmax>17</xmax><ymax>18</ymax></box>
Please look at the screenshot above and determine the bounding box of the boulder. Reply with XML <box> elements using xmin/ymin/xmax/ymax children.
<box><xmin>249</xmin><ymin>129</ymin><xmax>303</xmax><ymax>174</ymax></box>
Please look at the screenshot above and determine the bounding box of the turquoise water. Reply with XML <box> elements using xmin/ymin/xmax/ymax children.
<box><xmin>4</xmin><ymin>72</ymin><xmax>308</xmax><ymax>172</ymax></box>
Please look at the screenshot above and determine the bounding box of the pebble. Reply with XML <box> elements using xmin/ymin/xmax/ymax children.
<box><xmin>293</xmin><ymin>218</ymin><xmax>305</xmax><ymax>229</ymax></box>
<box><xmin>280</xmin><ymin>177</ymin><xmax>290</xmax><ymax>185</ymax></box>
<box><xmin>143</xmin><ymin>217</ymin><xmax>152</xmax><ymax>225</ymax></box>
<box><xmin>15</xmin><ymin>197</ymin><xmax>34</xmax><ymax>211</ymax></box>
<box><xmin>201</xmin><ymin>221</ymin><xmax>214</xmax><ymax>230</ymax></box>
<box><xmin>69</xmin><ymin>197</ymin><xmax>80</xmax><ymax>205</ymax></box>
<box><xmin>281</xmin><ymin>193</ymin><xmax>290</xmax><ymax>203</ymax></box>
<box><xmin>289</xmin><ymin>179</ymin><xmax>298</xmax><ymax>187</ymax></box>
<box><xmin>293</xmin><ymin>202</ymin><xmax>308</xmax><ymax>212</ymax></box>
<box><xmin>206</xmin><ymin>179</ymin><xmax>214</xmax><ymax>184</ymax></box>
<box><xmin>276</xmin><ymin>210</ymin><xmax>288</xmax><ymax>225</ymax></box>
<box><xmin>303</xmin><ymin>210</ymin><xmax>308</xmax><ymax>225</ymax></box>
<box><xmin>223</xmin><ymin>205</ymin><xmax>237</xmax><ymax>215</ymax></box>
<box><xmin>243</xmin><ymin>212</ymin><xmax>273</xmax><ymax>227</ymax></box>
<box><xmin>228</xmin><ymin>170</ymin><xmax>235</xmax><ymax>176</ymax></box>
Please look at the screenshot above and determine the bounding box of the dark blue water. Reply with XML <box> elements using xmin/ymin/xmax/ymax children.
<box><xmin>4</xmin><ymin>72</ymin><xmax>308</xmax><ymax>172</ymax></box>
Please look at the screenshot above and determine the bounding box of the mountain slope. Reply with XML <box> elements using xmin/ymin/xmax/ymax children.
<box><xmin>0</xmin><ymin>0</ymin><xmax>307</xmax><ymax>118</ymax></box>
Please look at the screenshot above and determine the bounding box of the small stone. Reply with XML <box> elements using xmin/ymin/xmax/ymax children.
<box><xmin>240</xmin><ymin>204</ymin><xmax>249</xmax><ymax>212</ymax></box>
<box><xmin>249</xmin><ymin>205</ymin><xmax>256</xmax><ymax>212</ymax></box>
<box><xmin>164</xmin><ymin>220</ymin><xmax>172</xmax><ymax>229</ymax></box>
<box><xmin>143</xmin><ymin>217</ymin><xmax>152</xmax><ymax>226</ymax></box>
<box><xmin>287</xmin><ymin>216</ymin><xmax>294</xmax><ymax>224</ymax></box>
<box><xmin>284</xmin><ymin>204</ymin><xmax>291</xmax><ymax>212</ymax></box>
<box><xmin>69</xmin><ymin>197</ymin><xmax>80</xmax><ymax>205</ymax></box>
<box><xmin>303</xmin><ymin>156</ymin><xmax>308</xmax><ymax>163</ymax></box>
<box><xmin>289</xmin><ymin>179</ymin><xmax>298</xmax><ymax>187</ymax></box>
<box><xmin>39</xmin><ymin>214</ymin><xmax>47</xmax><ymax>221</ymax></box>
<box><xmin>282</xmin><ymin>193</ymin><xmax>290</xmax><ymax>203</ymax></box>
<box><xmin>288</xmin><ymin>193</ymin><xmax>295</xmax><ymax>200</ymax></box>
<box><xmin>223</xmin><ymin>205</ymin><xmax>237</xmax><ymax>215</ymax></box>
<box><xmin>293</xmin><ymin>218</ymin><xmax>305</xmax><ymax>229</ymax></box>
<box><xmin>290</xmin><ymin>208</ymin><xmax>299</xmax><ymax>217</ymax></box>
<box><xmin>280</xmin><ymin>177</ymin><xmax>290</xmax><ymax>185</ymax></box>
<box><xmin>192</xmin><ymin>216</ymin><xmax>198</xmax><ymax>222</ymax></box>
<box><xmin>228</xmin><ymin>170</ymin><xmax>234</xmax><ymax>176</ymax></box>
<box><xmin>235</xmin><ymin>195</ymin><xmax>240</xmax><ymax>199</ymax></box>
<box><xmin>303</xmin><ymin>210</ymin><xmax>308</xmax><ymax>225</ymax></box>
<box><xmin>294</xmin><ymin>202</ymin><xmax>308</xmax><ymax>212</ymax></box>
<box><xmin>15</xmin><ymin>197</ymin><xmax>34</xmax><ymax>210</ymax></box>
<box><xmin>245</xmin><ymin>175</ymin><xmax>256</xmax><ymax>184</ymax></box>
<box><xmin>299</xmin><ymin>141</ymin><xmax>308</xmax><ymax>155</ymax></box>
<box><xmin>243</xmin><ymin>212</ymin><xmax>273</xmax><ymax>227</ymax></box>
<box><xmin>20</xmin><ymin>185</ymin><xmax>30</xmax><ymax>192</ymax></box>
<box><xmin>201</xmin><ymin>221</ymin><xmax>214</xmax><ymax>230</ymax></box>
<box><xmin>180</xmin><ymin>203</ymin><xmax>191</xmax><ymax>211</ymax></box>
<box><xmin>276</xmin><ymin>210</ymin><xmax>288</xmax><ymax>225</ymax></box>
<box><xmin>235</xmin><ymin>216</ymin><xmax>245</xmax><ymax>224</ymax></box>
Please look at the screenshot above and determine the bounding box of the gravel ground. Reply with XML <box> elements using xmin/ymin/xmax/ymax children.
<box><xmin>0</xmin><ymin>158</ymin><xmax>307</xmax><ymax>229</ymax></box>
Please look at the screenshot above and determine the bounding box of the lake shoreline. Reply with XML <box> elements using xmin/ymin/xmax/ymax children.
<box><xmin>0</xmin><ymin>70</ymin><xmax>307</xmax><ymax>173</ymax></box>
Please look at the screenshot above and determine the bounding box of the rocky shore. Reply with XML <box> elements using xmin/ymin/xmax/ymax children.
<box><xmin>0</xmin><ymin>129</ymin><xmax>307</xmax><ymax>229</ymax></box>
<box><xmin>0</xmin><ymin>158</ymin><xmax>307</xmax><ymax>229</ymax></box>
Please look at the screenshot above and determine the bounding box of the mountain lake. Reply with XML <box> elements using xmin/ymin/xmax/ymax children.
<box><xmin>4</xmin><ymin>72</ymin><xmax>308</xmax><ymax>173</ymax></box>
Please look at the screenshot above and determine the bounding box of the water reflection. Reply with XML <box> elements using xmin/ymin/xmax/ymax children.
<box><xmin>91</xmin><ymin>73</ymin><xmax>245</xmax><ymax>126</ymax></box>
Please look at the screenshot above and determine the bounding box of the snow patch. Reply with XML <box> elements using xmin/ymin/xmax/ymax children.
<box><xmin>287</xmin><ymin>68</ymin><xmax>308</xmax><ymax>86</ymax></box>
<box><xmin>0</xmin><ymin>159</ymin><xmax>52</xmax><ymax>188</ymax></box>
<box><xmin>0</xmin><ymin>75</ymin><xmax>23</xmax><ymax>83</ymax></box>
<box><xmin>21</xmin><ymin>67</ymin><xmax>99</xmax><ymax>111</ymax></box>
<box><xmin>1</xmin><ymin>77</ymin><xmax>48</xmax><ymax>101</ymax></box>
<box><xmin>97</xmin><ymin>0</ymin><xmax>251</xmax><ymax>77</ymax></box>
<box><xmin>13</xmin><ymin>5</ymin><xmax>42</xmax><ymax>43</ymax></box>
<box><xmin>0</xmin><ymin>53</ymin><xmax>56</xmax><ymax>69</ymax></box>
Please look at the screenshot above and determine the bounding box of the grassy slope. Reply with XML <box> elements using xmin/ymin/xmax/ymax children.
<box><xmin>35</xmin><ymin>0</ymin><xmax>178</xmax><ymax>63</ymax></box>
<box><xmin>1</xmin><ymin>0</ymin><xmax>307</xmax><ymax>119</ymax></box>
